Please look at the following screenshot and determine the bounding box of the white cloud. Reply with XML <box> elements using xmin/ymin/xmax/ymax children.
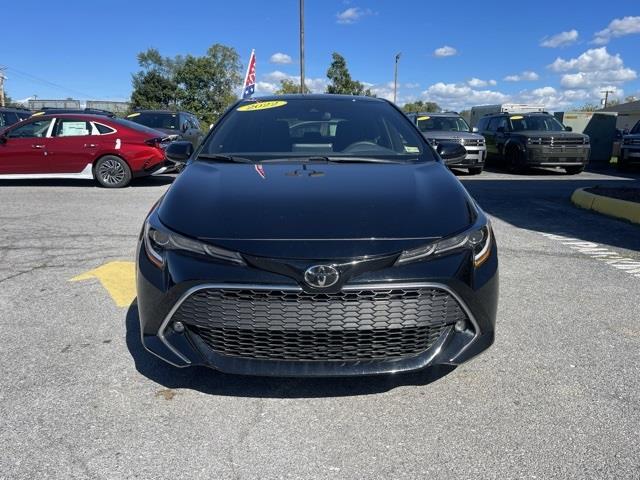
<box><xmin>531</xmin><ymin>86</ymin><xmax>557</xmax><ymax>96</ymax></box>
<box><xmin>256</xmin><ymin>81</ymin><xmax>278</xmax><ymax>94</ymax></box>
<box><xmin>422</xmin><ymin>82</ymin><xmax>509</xmax><ymax>110</ymax></box>
<box><xmin>540</xmin><ymin>29</ymin><xmax>579</xmax><ymax>48</ymax></box>
<box><xmin>560</xmin><ymin>69</ymin><xmax>637</xmax><ymax>88</ymax></box>
<box><xmin>504</xmin><ymin>71</ymin><xmax>539</xmax><ymax>82</ymax></box>
<box><xmin>433</xmin><ymin>46</ymin><xmax>458</xmax><ymax>57</ymax></box>
<box><xmin>404</xmin><ymin>82</ymin><xmax>420</xmax><ymax>89</ymax></box>
<box><xmin>467</xmin><ymin>78</ymin><xmax>497</xmax><ymax>88</ymax></box>
<box><xmin>269</xmin><ymin>53</ymin><xmax>292</xmax><ymax>64</ymax></box>
<box><xmin>593</xmin><ymin>16</ymin><xmax>640</xmax><ymax>45</ymax></box>
<box><xmin>549</xmin><ymin>47</ymin><xmax>623</xmax><ymax>72</ymax></box>
<box><xmin>548</xmin><ymin>47</ymin><xmax>637</xmax><ymax>90</ymax></box>
<box><xmin>336</xmin><ymin>7</ymin><xmax>374</xmax><ymax>24</ymax></box>
<box><xmin>257</xmin><ymin>71</ymin><xmax>327</xmax><ymax>94</ymax></box>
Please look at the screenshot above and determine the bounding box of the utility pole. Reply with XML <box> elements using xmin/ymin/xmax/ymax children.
<box><xmin>299</xmin><ymin>0</ymin><xmax>305</xmax><ymax>94</ymax></box>
<box><xmin>601</xmin><ymin>89</ymin><xmax>614</xmax><ymax>108</ymax></box>
<box><xmin>0</xmin><ymin>67</ymin><xmax>6</xmax><ymax>107</ymax></box>
<box><xmin>393</xmin><ymin>53</ymin><xmax>401</xmax><ymax>104</ymax></box>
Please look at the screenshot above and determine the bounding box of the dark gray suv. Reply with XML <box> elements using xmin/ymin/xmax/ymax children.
<box><xmin>126</xmin><ymin>110</ymin><xmax>204</xmax><ymax>148</ymax></box>
<box><xmin>0</xmin><ymin>107</ymin><xmax>31</xmax><ymax>133</ymax></box>
<box><xmin>619</xmin><ymin>120</ymin><xmax>640</xmax><ymax>169</ymax></box>
<box><xmin>476</xmin><ymin>112</ymin><xmax>590</xmax><ymax>174</ymax></box>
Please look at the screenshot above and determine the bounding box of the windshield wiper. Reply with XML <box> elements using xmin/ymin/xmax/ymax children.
<box><xmin>197</xmin><ymin>154</ymin><xmax>254</xmax><ymax>164</ymax></box>
<box><xmin>260</xmin><ymin>156</ymin><xmax>407</xmax><ymax>164</ymax></box>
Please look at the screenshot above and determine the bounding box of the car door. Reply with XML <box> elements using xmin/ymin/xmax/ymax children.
<box><xmin>494</xmin><ymin>116</ymin><xmax>509</xmax><ymax>158</ymax></box>
<box><xmin>45</xmin><ymin>118</ymin><xmax>97</xmax><ymax>173</ymax></box>
<box><xmin>482</xmin><ymin>117</ymin><xmax>498</xmax><ymax>157</ymax></box>
<box><xmin>0</xmin><ymin>118</ymin><xmax>54</xmax><ymax>174</ymax></box>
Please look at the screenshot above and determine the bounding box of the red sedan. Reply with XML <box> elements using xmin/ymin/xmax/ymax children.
<box><xmin>0</xmin><ymin>114</ymin><xmax>170</xmax><ymax>187</ymax></box>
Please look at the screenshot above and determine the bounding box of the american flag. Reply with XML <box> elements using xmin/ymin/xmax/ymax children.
<box><xmin>242</xmin><ymin>50</ymin><xmax>256</xmax><ymax>99</ymax></box>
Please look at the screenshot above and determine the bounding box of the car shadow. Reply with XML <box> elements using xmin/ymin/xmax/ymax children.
<box><xmin>125</xmin><ymin>300</ymin><xmax>456</xmax><ymax>398</ymax></box>
<box><xmin>460</xmin><ymin>165</ymin><xmax>640</xmax><ymax>252</ymax></box>
<box><xmin>0</xmin><ymin>175</ymin><xmax>175</xmax><ymax>188</ymax></box>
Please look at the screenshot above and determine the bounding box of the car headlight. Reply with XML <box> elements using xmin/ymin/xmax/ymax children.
<box><xmin>583</xmin><ymin>136</ymin><xmax>590</xmax><ymax>145</ymax></box>
<box><xmin>395</xmin><ymin>224</ymin><xmax>492</xmax><ymax>267</ymax></box>
<box><xmin>143</xmin><ymin>219</ymin><xmax>245</xmax><ymax>268</ymax></box>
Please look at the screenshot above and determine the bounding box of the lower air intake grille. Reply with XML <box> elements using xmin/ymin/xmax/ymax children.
<box><xmin>172</xmin><ymin>287</ymin><xmax>467</xmax><ymax>361</ymax></box>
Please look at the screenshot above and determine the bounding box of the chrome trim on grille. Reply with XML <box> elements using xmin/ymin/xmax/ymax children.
<box><xmin>157</xmin><ymin>282</ymin><xmax>480</xmax><ymax>364</ymax></box>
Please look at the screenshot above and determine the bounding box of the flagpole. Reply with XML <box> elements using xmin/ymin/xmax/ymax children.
<box><xmin>299</xmin><ymin>0</ymin><xmax>305</xmax><ymax>94</ymax></box>
<box><xmin>241</xmin><ymin>49</ymin><xmax>255</xmax><ymax>98</ymax></box>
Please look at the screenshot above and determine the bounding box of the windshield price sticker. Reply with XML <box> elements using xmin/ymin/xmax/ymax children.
<box><xmin>510</xmin><ymin>115</ymin><xmax>524</xmax><ymax>120</ymax></box>
<box><xmin>127</xmin><ymin>113</ymin><xmax>141</xmax><ymax>118</ymax></box>
<box><xmin>417</xmin><ymin>116</ymin><xmax>430</xmax><ymax>121</ymax></box>
<box><xmin>237</xmin><ymin>101</ymin><xmax>288</xmax><ymax>112</ymax></box>
<box><xmin>405</xmin><ymin>146</ymin><xmax>420</xmax><ymax>153</ymax></box>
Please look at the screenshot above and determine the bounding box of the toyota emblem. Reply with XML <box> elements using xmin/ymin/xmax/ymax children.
<box><xmin>303</xmin><ymin>265</ymin><xmax>340</xmax><ymax>288</ymax></box>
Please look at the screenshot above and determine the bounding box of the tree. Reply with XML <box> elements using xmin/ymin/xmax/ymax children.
<box><xmin>402</xmin><ymin>100</ymin><xmax>441</xmax><ymax>113</ymax></box>
<box><xmin>326</xmin><ymin>53</ymin><xmax>373</xmax><ymax>96</ymax></box>
<box><xmin>577</xmin><ymin>103</ymin><xmax>600</xmax><ymax>112</ymax></box>
<box><xmin>130</xmin><ymin>44</ymin><xmax>242</xmax><ymax>125</ymax></box>
<box><xmin>130</xmin><ymin>47</ymin><xmax>179</xmax><ymax>110</ymax></box>
<box><xmin>175</xmin><ymin>44</ymin><xmax>242</xmax><ymax>126</ymax></box>
<box><xmin>275</xmin><ymin>79</ymin><xmax>309</xmax><ymax>94</ymax></box>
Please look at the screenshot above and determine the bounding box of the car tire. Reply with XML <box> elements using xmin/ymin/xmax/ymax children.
<box><xmin>506</xmin><ymin>146</ymin><xmax>526</xmax><ymax>174</ymax></box>
<box><xmin>565</xmin><ymin>166</ymin><xmax>585</xmax><ymax>175</ymax></box>
<box><xmin>94</xmin><ymin>156</ymin><xmax>132</xmax><ymax>188</ymax></box>
<box><xmin>468</xmin><ymin>166</ymin><xmax>483</xmax><ymax>175</ymax></box>
<box><xmin>617</xmin><ymin>152</ymin><xmax>629</xmax><ymax>171</ymax></box>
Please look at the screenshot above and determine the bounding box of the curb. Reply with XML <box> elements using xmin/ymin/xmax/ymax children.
<box><xmin>571</xmin><ymin>188</ymin><xmax>640</xmax><ymax>225</ymax></box>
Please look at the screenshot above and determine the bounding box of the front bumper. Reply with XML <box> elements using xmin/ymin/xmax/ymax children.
<box><xmin>136</xmin><ymin>218</ymin><xmax>498</xmax><ymax>377</ymax></box>
<box><xmin>447</xmin><ymin>146</ymin><xmax>486</xmax><ymax>167</ymax></box>
<box><xmin>620</xmin><ymin>147</ymin><xmax>640</xmax><ymax>164</ymax></box>
<box><xmin>525</xmin><ymin>145</ymin><xmax>590</xmax><ymax>166</ymax></box>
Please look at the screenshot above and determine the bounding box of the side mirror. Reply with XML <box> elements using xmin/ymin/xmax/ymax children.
<box><xmin>623</xmin><ymin>128</ymin><xmax>630</xmax><ymax>135</ymax></box>
<box><xmin>472</xmin><ymin>127</ymin><xmax>479</xmax><ymax>133</ymax></box>
<box><xmin>496</xmin><ymin>126</ymin><xmax>505</xmax><ymax>134</ymax></box>
<box><xmin>181</xmin><ymin>122</ymin><xmax>189</xmax><ymax>133</ymax></box>
<box><xmin>165</xmin><ymin>141</ymin><xmax>193</xmax><ymax>163</ymax></box>
<box><xmin>565</xmin><ymin>126</ymin><xmax>573</xmax><ymax>132</ymax></box>
<box><xmin>436</xmin><ymin>141</ymin><xmax>467</xmax><ymax>163</ymax></box>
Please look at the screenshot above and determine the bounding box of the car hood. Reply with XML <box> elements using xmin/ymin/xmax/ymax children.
<box><xmin>420</xmin><ymin>131</ymin><xmax>483</xmax><ymax>141</ymax></box>
<box><xmin>158</xmin><ymin>160</ymin><xmax>475</xmax><ymax>258</ymax></box>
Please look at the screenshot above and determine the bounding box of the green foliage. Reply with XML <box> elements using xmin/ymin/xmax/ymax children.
<box><xmin>576</xmin><ymin>103</ymin><xmax>600</xmax><ymax>112</ymax></box>
<box><xmin>326</xmin><ymin>53</ymin><xmax>373</xmax><ymax>96</ymax></box>
<box><xmin>402</xmin><ymin>100</ymin><xmax>441</xmax><ymax>113</ymax></box>
<box><xmin>130</xmin><ymin>44</ymin><xmax>242</xmax><ymax>125</ymax></box>
<box><xmin>275</xmin><ymin>79</ymin><xmax>309</xmax><ymax>94</ymax></box>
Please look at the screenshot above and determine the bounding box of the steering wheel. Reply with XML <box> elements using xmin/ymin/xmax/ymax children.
<box><xmin>342</xmin><ymin>141</ymin><xmax>384</xmax><ymax>153</ymax></box>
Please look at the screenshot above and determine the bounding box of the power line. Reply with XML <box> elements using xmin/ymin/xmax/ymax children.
<box><xmin>5</xmin><ymin>66</ymin><xmax>95</xmax><ymax>99</ymax></box>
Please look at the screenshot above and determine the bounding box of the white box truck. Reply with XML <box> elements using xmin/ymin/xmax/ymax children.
<box><xmin>470</xmin><ymin>104</ymin><xmax>545</xmax><ymax>128</ymax></box>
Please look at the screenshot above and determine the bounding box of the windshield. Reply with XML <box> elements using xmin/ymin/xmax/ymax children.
<box><xmin>127</xmin><ymin>112</ymin><xmax>178</xmax><ymax>130</ymax></box>
<box><xmin>509</xmin><ymin>115</ymin><xmax>566</xmax><ymax>132</ymax></box>
<box><xmin>631</xmin><ymin>120</ymin><xmax>640</xmax><ymax>134</ymax></box>
<box><xmin>200</xmin><ymin>98</ymin><xmax>433</xmax><ymax>162</ymax></box>
<box><xmin>417</xmin><ymin>115</ymin><xmax>470</xmax><ymax>132</ymax></box>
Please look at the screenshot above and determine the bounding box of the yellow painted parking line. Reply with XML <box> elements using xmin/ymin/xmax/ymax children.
<box><xmin>71</xmin><ymin>261</ymin><xmax>136</xmax><ymax>307</ymax></box>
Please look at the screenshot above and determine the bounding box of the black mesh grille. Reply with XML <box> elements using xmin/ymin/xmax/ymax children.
<box><xmin>172</xmin><ymin>287</ymin><xmax>467</xmax><ymax>361</ymax></box>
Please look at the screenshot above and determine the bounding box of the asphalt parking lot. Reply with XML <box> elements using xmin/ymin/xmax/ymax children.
<box><xmin>1</xmin><ymin>166</ymin><xmax>639</xmax><ymax>479</ymax></box>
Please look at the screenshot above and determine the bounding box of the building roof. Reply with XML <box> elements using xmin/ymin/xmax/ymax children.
<box><xmin>601</xmin><ymin>100</ymin><xmax>640</xmax><ymax>113</ymax></box>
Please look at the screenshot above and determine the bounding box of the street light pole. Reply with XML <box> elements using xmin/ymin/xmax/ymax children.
<box><xmin>393</xmin><ymin>53</ymin><xmax>401</xmax><ymax>104</ymax></box>
<box><xmin>299</xmin><ymin>0</ymin><xmax>305</xmax><ymax>94</ymax></box>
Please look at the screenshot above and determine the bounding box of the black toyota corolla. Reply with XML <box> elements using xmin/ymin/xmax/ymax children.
<box><xmin>136</xmin><ymin>94</ymin><xmax>498</xmax><ymax>376</ymax></box>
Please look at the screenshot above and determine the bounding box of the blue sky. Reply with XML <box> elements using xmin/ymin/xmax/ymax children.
<box><xmin>1</xmin><ymin>1</ymin><xmax>639</xmax><ymax>111</ymax></box>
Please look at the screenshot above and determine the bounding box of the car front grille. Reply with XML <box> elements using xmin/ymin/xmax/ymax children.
<box><xmin>463</xmin><ymin>139</ymin><xmax>485</xmax><ymax>147</ymax></box>
<box><xmin>171</xmin><ymin>287</ymin><xmax>467</xmax><ymax>361</ymax></box>
<box><xmin>541</xmin><ymin>137</ymin><xmax>586</xmax><ymax>145</ymax></box>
